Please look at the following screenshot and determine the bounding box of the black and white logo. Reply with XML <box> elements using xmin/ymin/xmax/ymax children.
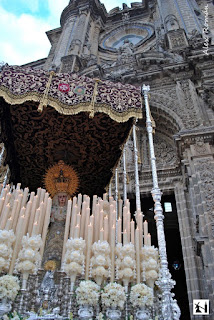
<box><xmin>193</xmin><ymin>299</ymin><xmax>209</xmax><ymax>315</ymax></box>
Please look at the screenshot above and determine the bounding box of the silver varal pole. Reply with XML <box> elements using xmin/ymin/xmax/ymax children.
<box><xmin>123</xmin><ymin>144</ymin><xmax>127</xmax><ymax>202</ymax></box>
<box><xmin>0</xmin><ymin>144</ymin><xmax>5</xmax><ymax>167</ymax></box>
<box><xmin>115</xmin><ymin>168</ymin><xmax>118</xmax><ymax>243</ymax></box>
<box><xmin>142</xmin><ymin>84</ymin><xmax>181</xmax><ymax>320</ymax></box>
<box><xmin>3</xmin><ymin>166</ymin><xmax>10</xmax><ymax>188</ymax></box>
<box><xmin>133</xmin><ymin>122</ymin><xmax>141</xmax><ymax>211</ymax></box>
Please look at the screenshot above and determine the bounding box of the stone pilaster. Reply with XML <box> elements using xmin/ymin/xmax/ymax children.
<box><xmin>175</xmin><ymin>127</ymin><xmax>214</xmax><ymax>319</ymax></box>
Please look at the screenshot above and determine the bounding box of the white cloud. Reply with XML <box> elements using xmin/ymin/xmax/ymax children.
<box><xmin>20</xmin><ymin>0</ymin><xmax>39</xmax><ymax>13</ymax></box>
<box><xmin>0</xmin><ymin>0</ymin><xmax>140</xmax><ymax>65</ymax></box>
<box><xmin>0</xmin><ymin>7</ymin><xmax>51</xmax><ymax>65</ymax></box>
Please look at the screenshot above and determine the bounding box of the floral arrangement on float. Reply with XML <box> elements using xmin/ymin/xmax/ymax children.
<box><xmin>76</xmin><ymin>280</ymin><xmax>100</xmax><ymax>319</ymax></box>
<box><xmin>115</xmin><ymin>243</ymin><xmax>136</xmax><ymax>287</ymax></box>
<box><xmin>76</xmin><ymin>280</ymin><xmax>100</xmax><ymax>306</ymax></box>
<box><xmin>0</xmin><ymin>230</ymin><xmax>16</xmax><ymax>273</ymax></box>
<box><xmin>130</xmin><ymin>283</ymin><xmax>154</xmax><ymax>308</ymax></box>
<box><xmin>0</xmin><ymin>275</ymin><xmax>20</xmax><ymax>301</ymax></box>
<box><xmin>0</xmin><ymin>275</ymin><xmax>20</xmax><ymax>317</ymax></box>
<box><xmin>15</xmin><ymin>234</ymin><xmax>42</xmax><ymax>289</ymax></box>
<box><xmin>141</xmin><ymin>246</ymin><xmax>159</xmax><ymax>288</ymax></box>
<box><xmin>90</xmin><ymin>240</ymin><xmax>110</xmax><ymax>285</ymax></box>
<box><xmin>63</xmin><ymin>237</ymin><xmax>85</xmax><ymax>291</ymax></box>
<box><xmin>101</xmin><ymin>282</ymin><xmax>126</xmax><ymax>310</ymax></box>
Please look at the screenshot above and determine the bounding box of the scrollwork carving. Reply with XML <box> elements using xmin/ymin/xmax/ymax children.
<box><xmin>196</xmin><ymin>159</ymin><xmax>214</xmax><ymax>219</ymax></box>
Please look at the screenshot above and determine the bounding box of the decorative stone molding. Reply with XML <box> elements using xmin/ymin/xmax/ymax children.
<box><xmin>195</xmin><ymin>159</ymin><xmax>214</xmax><ymax>219</ymax></box>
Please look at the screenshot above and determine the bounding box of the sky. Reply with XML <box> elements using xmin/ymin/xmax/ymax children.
<box><xmin>0</xmin><ymin>0</ymin><xmax>135</xmax><ymax>66</ymax></box>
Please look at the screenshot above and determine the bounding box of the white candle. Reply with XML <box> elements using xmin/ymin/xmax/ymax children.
<box><xmin>77</xmin><ymin>193</ymin><xmax>82</xmax><ymax>214</ymax></box>
<box><xmin>13</xmin><ymin>194</ymin><xmax>23</xmax><ymax>232</ymax></box>
<box><xmin>92</xmin><ymin>195</ymin><xmax>97</xmax><ymax>214</ymax></box>
<box><xmin>0</xmin><ymin>197</ymin><xmax>5</xmax><ymax>217</ymax></box>
<box><xmin>147</xmin><ymin>233</ymin><xmax>151</xmax><ymax>246</ymax></box>
<box><xmin>135</xmin><ymin>228</ymin><xmax>141</xmax><ymax>283</ymax></box>
<box><xmin>40</xmin><ymin>197</ymin><xmax>52</xmax><ymax>262</ymax></box>
<box><xmin>117</xmin><ymin>217</ymin><xmax>122</xmax><ymax>243</ymax></box>
<box><xmin>9</xmin><ymin>215</ymin><xmax>25</xmax><ymax>274</ymax></box>
<box><xmin>143</xmin><ymin>220</ymin><xmax>148</xmax><ymax>237</ymax></box>
<box><xmin>100</xmin><ymin>228</ymin><xmax>104</xmax><ymax>241</ymax></box>
<box><xmin>74</xmin><ymin>224</ymin><xmax>80</xmax><ymax>238</ymax></box>
<box><xmin>118</xmin><ymin>199</ymin><xmax>123</xmax><ymax>219</ymax></box>
<box><xmin>94</xmin><ymin>204</ymin><xmax>100</xmax><ymax>242</ymax></box>
<box><xmin>131</xmin><ymin>220</ymin><xmax>135</xmax><ymax>245</ymax></box>
<box><xmin>70</xmin><ymin>204</ymin><xmax>78</xmax><ymax>238</ymax></box>
<box><xmin>80</xmin><ymin>201</ymin><xmax>87</xmax><ymax>238</ymax></box>
<box><xmin>61</xmin><ymin>199</ymin><xmax>72</xmax><ymax>265</ymax></box>
<box><xmin>99</xmin><ymin>209</ymin><xmax>104</xmax><ymax>231</ymax></box>
<box><xmin>137</xmin><ymin>212</ymin><xmax>143</xmax><ymax>248</ymax></box>
<box><xmin>23</xmin><ymin>200</ymin><xmax>32</xmax><ymax>235</ymax></box>
<box><xmin>110</xmin><ymin>225</ymin><xmax>115</xmax><ymax>283</ymax></box>
<box><xmin>0</xmin><ymin>203</ymin><xmax>10</xmax><ymax>229</ymax></box>
<box><xmin>84</xmin><ymin>207</ymin><xmax>90</xmax><ymax>240</ymax></box>
<box><xmin>5</xmin><ymin>217</ymin><xmax>12</xmax><ymax>230</ymax></box>
<box><xmin>123</xmin><ymin>229</ymin><xmax>128</xmax><ymax>245</ymax></box>
<box><xmin>126</xmin><ymin>211</ymin><xmax>130</xmax><ymax>243</ymax></box>
<box><xmin>104</xmin><ymin>216</ymin><xmax>108</xmax><ymax>241</ymax></box>
<box><xmin>27</xmin><ymin>195</ymin><xmax>38</xmax><ymax>235</ymax></box>
<box><xmin>85</xmin><ymin>223</ymin><xmax>93</xmax><ymax>280</ymax></box>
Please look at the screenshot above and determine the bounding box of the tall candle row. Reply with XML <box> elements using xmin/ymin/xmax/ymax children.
<box><xmin>0</xmin><ymin>184</ymin><xmax>52</xmax><ymax>274</ymax></box>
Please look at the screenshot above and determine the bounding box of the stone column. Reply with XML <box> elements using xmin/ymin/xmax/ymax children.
<box><xmin>71</xmin><ymin>8</ymin><xmax>90</xmax><ymax>56</ymax></box>
<box><xmin>174</xmin><ymin>181</ymin><xmax>204</xmax><ymax>320</ymax></box>
<box><xmin>175</xmin><ymin>128</ymin><xmax>214</xmax><ymax>320</ymax></box>
<box><xmin>90</xmin><ymin>20</ymin><xmax>102</xmax><ymax>59</ymax></box>
<box><xmin>52</xmin><ymin>17</ymin><xmax>76</xmax><ymax>68</ymax></box>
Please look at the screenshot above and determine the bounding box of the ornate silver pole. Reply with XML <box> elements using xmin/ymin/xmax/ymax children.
<box><xmin>115</xmin><ymin>168</ymin><xmax>118</xmax><ymax>216</ymax></box>
<box><xmin>142</xmin><ymin>84</ymin><xmax>181</xmax><ymax>320</ymax></box>
<box><xmin>115</xmin><ymin>168</ymin><xmax>118</xmax><ymax>244</ymax></box>
<box><xmin>123</xmin><ymin>144</ymin><xmax>127</xmax><ymax>202</ymax></box>
<box><xmin>133</xmin><ymin>122</ymin><xmax>141</xmax><ymax>211</ymax></box>
<box><xmin>3</xmin><ymin>166</ymin><xmax>10</xmax><ymax>188</ymax></box>
<box><xmin>0</xmin><ymin>144</ymin><xmax>5</xmax><ymax>167</ymax></box>
<box><xmin>109</xmin><ymin>182</ymin><xmax>112</xmax><ymax>197</ymax></box>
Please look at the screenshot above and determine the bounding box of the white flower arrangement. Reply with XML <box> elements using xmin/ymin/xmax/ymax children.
<box><xmin>92</xmin><ymin>241</ymin><xmax>110</xmax><ymax>255</ymax></box>
<box><xmin>63</xmin><ymin>237</ymin><xmax>85</xmax><ymax>282</ymax></box>
<box><xmin>16</xmin><ymin>234</ymin><xmax>42</xmax><ymax>274</ymax></box>
<box><xmin>0</xmin><ymin>275</ymin><xmax>20</xmax><ymax>301</ymax></box>
<box><xmin>141</xmin><ymin>246</ymin><xmax>159</xmax><ymax>287</ymax></box>
<box><xmin>0</xmin><ymin>230</ymin><xmax>15</xmax><ymax>272</ymax></box>
<box><xmin>141</xmin><ymin>246</ymin><xmax>159</xmax><ymax>260</ymax></box>
<box><xmin>66</xmin><ymin>238</ymin><xmax>86</xmax><ymax>251</ymax></box>
<box><xmin>76</xmin><ymin>280</ymin><xmax>100</xmax><ymax>306</ymax></box>
<box><xmin>101</xmin><ymin>283</ymin><xmax>126</xmax><ymax>309</ymax></box>
<box><xmin>130</xmin><ymin>283</ymin><xmax>153</xmax><ymax>308</ymax></box>
<box><xmin>90</xmin><ymin>241</ymin><xmax>110</xmax><ymax>285</ymax></box>
<box><xmin>0</xmin><ymin>230</ymin><xmax>16</xmax><ymax>243</ymax></box>
<box><xmin>115</xmin><ymin>243</ymin><xmax>136</xmax><ymax>285</ymax></box>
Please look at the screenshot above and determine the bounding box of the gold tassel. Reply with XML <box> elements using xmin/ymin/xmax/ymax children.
<box><xmin>89</xmin><ymin>79</ymin><xmax>101</xmax><ymax>118</ymax></box>
<box><xmin>38</xmin><ymin>71</ymin><xmax>55</xmax><ymax>113</ymax></box>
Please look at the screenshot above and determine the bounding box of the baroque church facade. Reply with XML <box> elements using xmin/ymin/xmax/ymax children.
<box><xmin>0</xmin><ymin>0</ymin><xmax>214</xmax><ymax>319</ymax></box>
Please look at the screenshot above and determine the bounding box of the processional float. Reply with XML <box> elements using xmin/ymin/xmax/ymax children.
<box><xmin>0</xmin><ymin>65</ymin><xmax>180</xmax><ymax>319</ymax></box>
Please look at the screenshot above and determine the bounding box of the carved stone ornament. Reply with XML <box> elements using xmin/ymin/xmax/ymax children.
<box><xmin>196</xmin><ymin>159</ymin><xmax>214</xmax><ymax>219</ymax></box>
<box><xmin>167</xmin><ymin>29</ymin><xmax>188</xmax><ymax>49</ymax></box>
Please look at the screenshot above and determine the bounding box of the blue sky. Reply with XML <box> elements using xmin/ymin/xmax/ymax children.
<box><xmin>0</xmin><ymin>0</ymin><xmax>134</xmax><ymax>65</ymax></box>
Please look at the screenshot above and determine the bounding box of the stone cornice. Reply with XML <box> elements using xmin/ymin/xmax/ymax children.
<box><xmin>174</xmin><ymin>126</ymin><xmax>214</xmax><ymax>154</ymax></box>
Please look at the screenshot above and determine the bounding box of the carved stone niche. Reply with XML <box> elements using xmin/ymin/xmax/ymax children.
<box><xmin>60</xmin><ymin>55</ymin><xmax>82</xmax><ymax>73</ymax></box>
<box><xmin>166</xmin><ymin>29</ymin><xmax>188</xmax><ymax>50</ymax></box>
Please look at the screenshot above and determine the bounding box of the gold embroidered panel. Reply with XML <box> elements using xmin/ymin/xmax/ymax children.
<box><xmin>0</xmin><ymin>65</ymin><xmax>143</xmax><ymax>123</ymax></box>
<box><xmin>0</xmin><ymin>100</ymin><xmax>133</xmax><ymax>195</ymax></box>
